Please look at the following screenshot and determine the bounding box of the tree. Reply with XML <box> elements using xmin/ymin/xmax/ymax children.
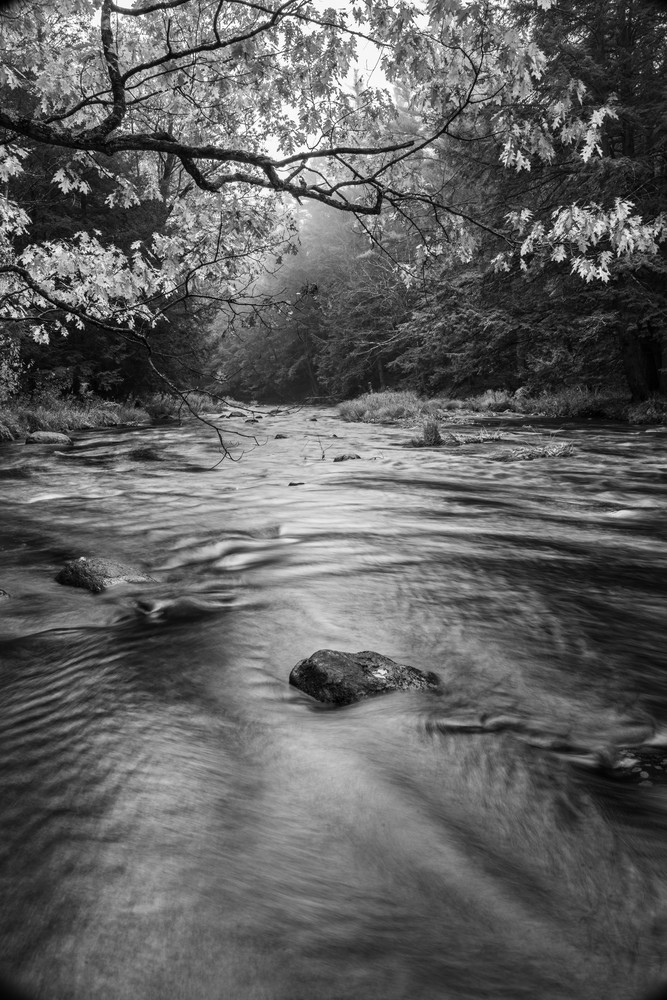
<box><xmin>0</xmin><ymin>0</ymin><xmax>664</xmax><ymax>406</ymax></box>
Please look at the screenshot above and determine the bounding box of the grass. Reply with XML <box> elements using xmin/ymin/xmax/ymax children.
<box><xmin>447</xmin><ymin>429</ymin><xmax>505</xmax><ymax>445</ymax></box>
<box><xmin>338</xmin><ymin>388</ymin><xmax>667</xmax><ymax>425</ymax></box>
<box><xmin>339</xmin><ymin>390</ymin><xmax>441</xmax><ymax>424</ymax></box>
<box><xmin>410</xmin><ymin>415</ymin><xmax>443</xmax><ymax>447</ymax></box>
<box><xmin>0</xmin><ymin>396</ymin><xmax>149</xmax><ymax>439</ymax></box>
<box><xmin>0</xmin><ymin>389</ymin><xmax>233</xmax><ymax>440</ymax></box>
<box><xmin>410</xmin><ymin>424</ymin><xmax>505</xmax><ymax>448</ymax></box>
<box><xmin>143</xmin><ymin>391</ymin><xmax>220</xmax><ymax>420</ymax></box>
<box><xmin>494</xmin><ymin>441</ymin><xmax>576</xmax><ymax>462</ymax></box>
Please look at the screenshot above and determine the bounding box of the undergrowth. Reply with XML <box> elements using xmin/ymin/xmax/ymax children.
<box><xmin>0</xmin><ymin>397</ymin><xmax>149</xmax><ymax>439</ymax></box>
<box><xmin>143</xmin><ymin>391</ymin><xmax>219</xmax><ymax>419</ymax></box>
<box><xmin>338</xmin><ymin>388</ymin><xmax>667</xmax><ymax>425</ymax></box>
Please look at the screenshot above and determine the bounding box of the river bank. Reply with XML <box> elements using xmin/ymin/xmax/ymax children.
<box><xmin>338</xmin><ymin>387</ymin><xmax>667</xmax><ymax>426</ymax></box>
<box><xmin>0</xmin><ymin>396</ymin><xmax>150</xmax><ymax>442</ymax></box>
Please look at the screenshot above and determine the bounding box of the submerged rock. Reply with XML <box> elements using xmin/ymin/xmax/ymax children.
<box><xmin>127</xmin><ymin>445</ymin><xmax>163</xmax><ymax>461</ymax></box>
<box><xmin>290</xmin><ymin>649</ymin><xmax>440</xmax><ymax>705</ymax></box>
<box><xmin>25</xmin><ymin>431</ymin><xmax>72</xmax><ymax>445</ymax></box>
<box><xmin>56</xmin><ymin>556</ymin><xmax>155</xmax><ymax>593</ymax></box>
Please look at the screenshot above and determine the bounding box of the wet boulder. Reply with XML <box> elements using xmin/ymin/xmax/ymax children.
<box><xmin>56</xmin><ymin>556</ymin><xmax>155</xmax><ymax>593</ymax></box>
<box><xmin>290</xmin><ymin>649</ymin><xmax>441</xmax><ymax>706</ymax></box>
<box><xmin>25</xmin><ymin>431</ymin><xmax>72</xmax><ymax>445</ymax></box>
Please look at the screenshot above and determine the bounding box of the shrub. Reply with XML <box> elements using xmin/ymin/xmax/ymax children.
<box><xmin>468</xmin><ymin>389</ymin><xmax>515</xmax><ymax>412</ymax></box>
<box><xmin>339</xmin><ymin>390</ymin><xmax>426</xmax><ymax>423</ymax></box>
<box><xmin>627</xmin><ymin>396</ymin><xmax>667</xmax><ymax>425</ymax></box>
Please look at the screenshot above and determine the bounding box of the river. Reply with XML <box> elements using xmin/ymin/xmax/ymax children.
<box><xmin>1</xmin><ymin>405</ymin><xmax>666</xmax><ymax>1000</ymax></box>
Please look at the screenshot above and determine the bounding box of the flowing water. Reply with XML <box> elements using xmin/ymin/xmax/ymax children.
<box><xmin>1</xmin><ymin>406</ymin><xmax>667</xmax><ymax>1000</ymax></box>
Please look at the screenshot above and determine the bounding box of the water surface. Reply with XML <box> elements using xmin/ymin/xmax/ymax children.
<box><xmin>1</xmin><ymin>407</ymin><xmax>666</xmax><ymax>1000</ymax></box>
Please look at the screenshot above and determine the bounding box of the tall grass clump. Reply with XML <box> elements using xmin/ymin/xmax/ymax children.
<box><xmin>143</xmin><ymin>391</ymin><xmax>217</xmax><ymax>420</ymax></box>
<box><xmin>339</xmin><ymin>389</ymin><xmax>419</xmax><ymax>422</ymax></box>
<box><xmin>411</xmin><ymin>415</ymin><xmax>443</xmax><ymax>447</ymax></box>
<box><xmin>466</xmin><ymin>389</ymin><xmax>515</xmax><ymax>412</ymax></box>
<box><xmin>519</xmin><ymin>387</ymin><xmax>625</xmax><ymax>419</ymax></box>
<box><xmin>339</xmin><ymin>390</ymin><xmax>429</xmax><ymax>423</ymax></box>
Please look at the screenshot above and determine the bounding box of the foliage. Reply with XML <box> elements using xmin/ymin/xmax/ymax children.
<box><xmin>0</xmin><ymin>0</ymin><xmax>664</xmax><ymax>370</ymax></box>
<box><xmin>0</xmin><ymin>396</ymin><xmax>148</xmax><ymax>436</ymax></box>
<box><xmin>0</xmin><ymin>0</ymin><xmax>665</xmax><ymax>416</ymax></box>
<box><xmin>0</xmin><ymin>328</ymin><xmax>21</xmax><ymax>403</ymax></box>
<box><xmin>627</xmin><ymin>397</ymin><xmax>667</xmax><ymax>425</ymax></box>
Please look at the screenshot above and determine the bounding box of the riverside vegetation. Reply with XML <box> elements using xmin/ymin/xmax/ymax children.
<box><xmin>0</xmin><ymin>391</ymin><xmax>222</xmax><ymax>442</ymax></box>
<box><xmin>1</xmin><ymin>0</ymin><xmax>666</xmax><ymax>432</ymax></box>
<box><xmin>338</xmin><ymin>387</ymin><xmax>664</xmax><ymax>460</ymax></box>
<box><xmin>338</xmin><ymin>388</ymin><xmax>667</xmax><ymax>427</ymax></box>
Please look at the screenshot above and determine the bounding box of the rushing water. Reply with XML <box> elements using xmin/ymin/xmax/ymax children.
<box><xmin>1</xmin><ymin>406</ymin><xmax>667</xmax><ymax>1000</ymax></box>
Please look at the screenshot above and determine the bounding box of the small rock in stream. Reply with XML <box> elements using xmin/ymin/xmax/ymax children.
<box><xmin>333</xmin><ymin>453</ymin><xmax>360</xmax><ymax>462</ymax></box>
<box><xmin>25</xmin><ymin>431</ymin><xmax>73</xmax><ymax>446</ymax></box>
<box><xmin>606</xmin><ymin>747</ymin><xmax>667</xmax><ymax>785</ymax></box>
<box><xmin>275</xmin><ymin>433</ymin><xmax>288</xmax><ymax>439</ymax></box>
<box><xmin>56</xmin><ymin>557</ymin><xmax>156</xmax><ymax>593</ymax></box>
<box><xmin>290</xmin><ymin>649</ymin><xmax>441</xmax><ymax>705</ymax></box>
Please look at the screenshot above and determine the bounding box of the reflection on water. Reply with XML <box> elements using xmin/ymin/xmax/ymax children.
<box><xmin>1</xmin><ymin>408</ymin><xmax>667</xmax><ymax>999</ymax></box>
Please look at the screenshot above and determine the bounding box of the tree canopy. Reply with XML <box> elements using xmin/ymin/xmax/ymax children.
<box><xmin>0</xmin><ymin>0</ymin><xmax>665</xmax><ymax>400</ymax></box>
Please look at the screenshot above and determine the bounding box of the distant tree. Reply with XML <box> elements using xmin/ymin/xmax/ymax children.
<box><xmin>368</xmin><ymin>0</ymin><xmax>667</xmax><ymax>401</ymax></box>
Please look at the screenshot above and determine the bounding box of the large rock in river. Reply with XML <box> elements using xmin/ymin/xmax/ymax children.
<box><xmin>56</xmin><ymin>556</ymin><xmax>155</xmax><ymax>593</ymax></box>
<box><xmin>290</xmin><ymin>649</ymin><xmax>440</xmax><ymax>705</ymax></box>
